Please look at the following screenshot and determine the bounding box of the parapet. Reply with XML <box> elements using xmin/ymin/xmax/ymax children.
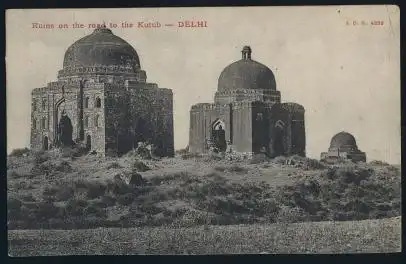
<box><xmin>280</xmin><ymin>102</ymin><xmax>305</xmax><ymax>112</ymax></box>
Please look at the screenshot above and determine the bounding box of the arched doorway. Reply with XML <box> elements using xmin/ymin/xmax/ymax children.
<box><xmin>211</xmin><ymin>119</ymin><xmax>227</xmax><ymax>152</ymax></box>
<box><xmin>58</xmin><ymin>111</ymin><xmax>74</xmax><ymax>147</ymax></box>
<box><xmin>86</xmin><ymin>135</ymin><xmax>91</xmax><ymax>151</ymax></box>
<box><xmin>43</xmin><ymin>136</ymin><xmax>49</xmax><ymax>150</ymax></box>
<box><xmin>273</xmin><ymin>120</ymin><xmax>285</xmax><ymax>157</ymax></box>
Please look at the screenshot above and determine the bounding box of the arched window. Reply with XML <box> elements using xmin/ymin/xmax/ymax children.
<box><xmin>95</xmin><ymin>97</ymin><xmax>101</xmax><ymax>108</ymax></box>
<box><xmin>41</xmin><ymin>117</ymin><xmax>47</xmax><ymax>129</ymax></box>
<box><xmin>33</xmin><ymin>99</ymin><xmax>37</xmax><ymax>111</ymax></box>
<box><xmin>84</xmin><ymin>116</ymin><xmax>89</xmax><ymax>128</ymax></box>
<box><xmin>42</xmin><ymin>99</ymin><xmax>46</xmax><ymax>110</ymax></box>
<box><xmin>84</xmin><ymin>97</ymin><xmax>89</xmax><ymax>108</ymax></box>
<box><xmin>256</xmin><ymin>113</ymin><xmax>263</xmax><ymax>121</ymax></box>
<box><xmin>33</xmin><ymin>118</ymin><xmax>37</xmax><ymax>130</ymax></box>
<box><xmin>94</xmin><ymin>115</ymin><xmax>99</xmax><ymax>127</ymax></box>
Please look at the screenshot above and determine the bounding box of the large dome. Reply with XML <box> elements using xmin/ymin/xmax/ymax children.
<box><xmin>218</xmin><ymin>46</ymin><xmax>276</xmax><ymax>92</ymax></box>
<box><xmin>63</xmin><ymin>27</ymin><xmax>141</xmax><ymax>71</ymax></box>
<box><xmin>330</xmin><ymin>131</ymin><xmax>358</xmax><ymax>150</ymax></box>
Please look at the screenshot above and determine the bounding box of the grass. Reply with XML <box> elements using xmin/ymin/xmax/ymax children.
<box><xmin>8</xmin><ymin>216</ymin><xmax>401</xmax><ymax>255</ymax></box>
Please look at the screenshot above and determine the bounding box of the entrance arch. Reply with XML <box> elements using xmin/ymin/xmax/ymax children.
<box><xmin>43</xmin><ymin>136</ymin><xmax>49</xmax><ymax>150</ymax></box>
<box><xmin>58</xmin><ymin>112</ymin><xmax>73</xmax><ymax>147</ymax></box>
<box><xmin>273</xmin><ymin>120</ymin><xmax>286</xmax><ymax>156</ymax></box>
<box><xmin>211</xmin><ymin>119</ymin><xmax>227</xmax><ymax>152</ymax></box>
<box><xmin>86</xmin><ymin>135</ymin><xmax>91</xmax><ymax>151</ymax></box>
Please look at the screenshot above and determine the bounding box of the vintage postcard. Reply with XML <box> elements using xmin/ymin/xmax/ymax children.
<box><xmin>6</xmin><ymin>6</ymin><xmax>401</xmax><ymax>255</ymax></box>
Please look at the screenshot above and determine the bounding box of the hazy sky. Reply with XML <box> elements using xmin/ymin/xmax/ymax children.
<box><xmin>6</xmin><ymin>6</ymin><xmax>401</xmax><ymax>164</ymax></box>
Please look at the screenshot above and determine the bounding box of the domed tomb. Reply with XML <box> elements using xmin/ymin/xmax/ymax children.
<box><xmin>190</xmin><ymin>45</ymin><xmax>306</xmax><ymax>158</ymax></box>
<box><xmin>329</xmin><ymin>131</ymin><xmax>358</xmax><ymax>152</ymax></box>
<box><xmin>30</xmin><ymin>26</ymin><xmax>174</xmax><ymax>158</ymax></box>
<box><xmin>320</xmin><ymin>131</ymin><xmax>366</xmax><ymax>162</ymax></box>
<box><xmin>59</xmin><ymin>25</ymin><xmax>141</xmax><ymax>77</ymax></box>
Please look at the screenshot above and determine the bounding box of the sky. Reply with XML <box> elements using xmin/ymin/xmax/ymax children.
<box><xmin>6</xmin><ymin>6</ymin><xmax>401</xmax><ymax>164</ymax></box>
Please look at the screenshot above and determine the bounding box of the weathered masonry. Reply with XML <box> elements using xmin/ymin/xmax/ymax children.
<box><xmin>189</xmin><ymin>46</ymin><xmax>306</xmax><ymax>158</ymax></box>
<box><xmin>30</xmin><ymin>25</ymin><xmax>174</xmax><ymax>157</ymax></box>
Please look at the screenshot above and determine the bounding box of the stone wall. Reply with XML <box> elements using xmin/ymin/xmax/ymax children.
<box><xmin>189</xmin><ymin>103</ymin><xmax>232</xmax><ymax>153</ymax></box>
<box><xmin>267</xmin><ymin>103</ymin><xmax>288</xmax><ymax>157</ymax></box>
<box><xmin>156</xmin><ymin>88</ymin><xmax>174</xmax><ymax>157</ymax></box>
<box><xmin>30</xmin><ymin>82</ymin><xmax>107</xmax><ymax>154</ymax></box>
<box><xmin>104</xmin><ymin>83</ymin><xmax>174</xmax><ymax>157</ymax></box>
<box><xmin>188</xmin><ymin>100</ymin><xmax>306</xmax><ymax>158</ymax></box>
<box><xmin>231</xmin><ymin>102</ymin><xmax>253</xmax><ymax>153</ymax></box>
<box><xmin>83</xmin><ymin>85</ymin><xmax>106</xmax><ymax>154</ymax></box>
<box><xmin>265</xmin><ymin>102</ymin><xmax>306</xmax><ymax>157</ymax></box>
<box><xmin>284</xmin><ymin>103</ymin><xmax>306</xmax><ymax>157</ymax></box>
<box><xmin>251</xmin><ymin>102</ymin><xmax>271</xmax><ymax>154</ymax></box>
<box><xmin>31</xmin><ymin>85</ymin><xmax>80</xmax><ymax>151</ymax></box>
<box><xmin>104</xmin><ymin>85</ymin><xmax>131</xmax><ymax>155</ymax></box>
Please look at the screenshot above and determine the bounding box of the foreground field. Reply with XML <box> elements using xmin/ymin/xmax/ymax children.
<box><xmin>8</xmin><ymin>216</ymin><xmax>401</xmax><ymax>255</ymax></box>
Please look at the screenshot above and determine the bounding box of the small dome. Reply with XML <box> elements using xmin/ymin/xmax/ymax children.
<box><xmin>217</xmin><ymin>46</ymin><xmax>276</xmax><ymax>92</ymax></box>
<box><xmin>63</xmin><ymin>26</ymin><xmax>141</xmax><ymax>71</ymax></box>
<box><xmin>330</xmin><ymin>131</ymin><xmax>358</xmax><ymax>150</ymax></box>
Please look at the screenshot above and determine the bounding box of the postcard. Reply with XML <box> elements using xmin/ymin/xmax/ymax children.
<box><xmin>6</xmin><ymin>6</ymin><xmax>400</xmax><ymax>255</ymax></box>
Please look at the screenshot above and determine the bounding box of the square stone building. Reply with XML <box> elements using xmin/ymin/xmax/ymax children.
<box><xmin>30</xmin><ymin>26</ymin><xmax>174</xmax><ymax>157</ymax></box>
<box><xmin>189</xmin><ymin>46</ymin><xmax>306</xmax><ymax>158</ymax></box>
<box><xmin>320</xmin><ymin>131</ymin><xmax>366</xmax><ymax>163</ymax></box>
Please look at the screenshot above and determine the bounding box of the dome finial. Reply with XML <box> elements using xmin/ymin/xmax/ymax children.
<box><xmin>93</xmin><ymin>22</ymin><xmax>112</xmax><ymax>34</ymax></box>
<box><xmin>241</xmin><ymin>45</ymin><xmax>252</xmax><ymax>60</ymax></box>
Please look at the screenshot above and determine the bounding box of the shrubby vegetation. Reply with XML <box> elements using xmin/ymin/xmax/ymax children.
<box><xmin>8</xmin><ymin>148</ymin><xmax>30</xmax><ymax>157</ymax></box>
<box><xmin>7</xmin><ymin>153</ymin><xmax>401</xmax><ymax>229</ymax></box>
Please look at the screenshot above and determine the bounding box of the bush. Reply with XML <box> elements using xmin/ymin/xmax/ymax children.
<box><xmin>7</xmin><ymin>170</ymin><xmax>26</xmax><ymax>179</ymax></box>
<box><xmin>249</xmin><ymin>154</ymin><xmax>270</xmax><ymax>164</ymax></box>
<box><xmin>43</xmin><ymin>185</ymin><xmax>74</xmax><ymax>201</ymax></box>
<box><xmin>171</xmin><ymin>209</ymin><xmax>209</xmax><ymax>227</ymax></box>
<box><xmin>276</xmin><ymin>206</ymin><xmax>310</xmax><ymax>223</ymax></box>
<box><xmin>9</xmin><ymin>148</ymin><xmax>30</xmax><ymax>157</ymax></box>
<box><xmin>106</xmin><ymin>179</ymin><xmax>132</xmax><ymax>196</ymax></box>
<box><xmin>369</xmin><ymin>160</ymin><xmax>389</xmax><ymax>166</ymax></box>
<box><xmin>117</xmin><ymin>193</ymin><xmax>135</xmax><ymax>206</ymax></box>
<box><xmin>133</xmin><ymin>143</ymin><xmax>152</xmax><ymax>159</ymax></box>
<box><xmin>175</xmin><ymin>147</ymin><xmax>189</xmax><ymax>156</ymax></box>
<box><xmin>214</xmin><ymin>165</ymin><xmax>248</xmax><ymax>173</ymax></box>
<box><xmin>273</xmin><ymin>156</ymin><xmax>287</xmax><ymax>164</ymax></box>
<box><xmin>285</xmin><ymin>155</ymin><xmax>326</xmax><ymax>170</ymax></box>
<box><xmin>107</xmin><ymin>162</ymin><xmax>122</xmax><ymax>169</ymax></box>
<box><xmin>23</xmin><ymin>201</ymin><xmax>61</xmax><ymax>221</ymax></box>
<box><xmin>99</xmin><ymin>195</ymin><xmax>116</xmax><ymax>207</ymax></box>
<box><xmin>85</xmin><ymin>181</ymin><xmax>107</xmax><ymax>199</ymax></box>
<box><xmin>32</xmin><ymin>151</ymin><xmax>50</xmax><ymax>165</ymax></box>
<box><xmin>132</xmin><ymin>161</ymin><xmax>150</xmax><ymax>172</ymax></box>
<box><xmin>331</xmin><ymin>165</ymin><xmax>373</xmax><ymax>185</ymax></box>
<box><xmin>148</xmin><ymin>171</ymin><xmax>192</xmax><ymax>186</ymax></box>
<box><xmin>20</xmin><ymin>194</ymin><xmax>36</xmax><ymax>202</ymax></box>
<box><xmin>61</xmin><ymin>145</ymin><xmax>88</xmax><ymax>159</ymax></box>
<box><xmin>31</xmin><ymin>159</ymin><xmax>73</xmax><ymax>176</ymax></box>
<box><xmin>83</xmin><ymin>204</ymin><xmax>106</xmax><ymax>218</ymax></box>
<box><xmin>8</xmin><ymin>198</ymin><xmax>23</xmax><ymax>211</ymax></box>
<box><xmin>64</xmin><ymin>199</ymin><xmax>89</xmax><ymax>216</ymax></box>
<box><xmin>55</xmin><ymin>160</ymin><xmax>72</xmax><ymax>173</ymax></box>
